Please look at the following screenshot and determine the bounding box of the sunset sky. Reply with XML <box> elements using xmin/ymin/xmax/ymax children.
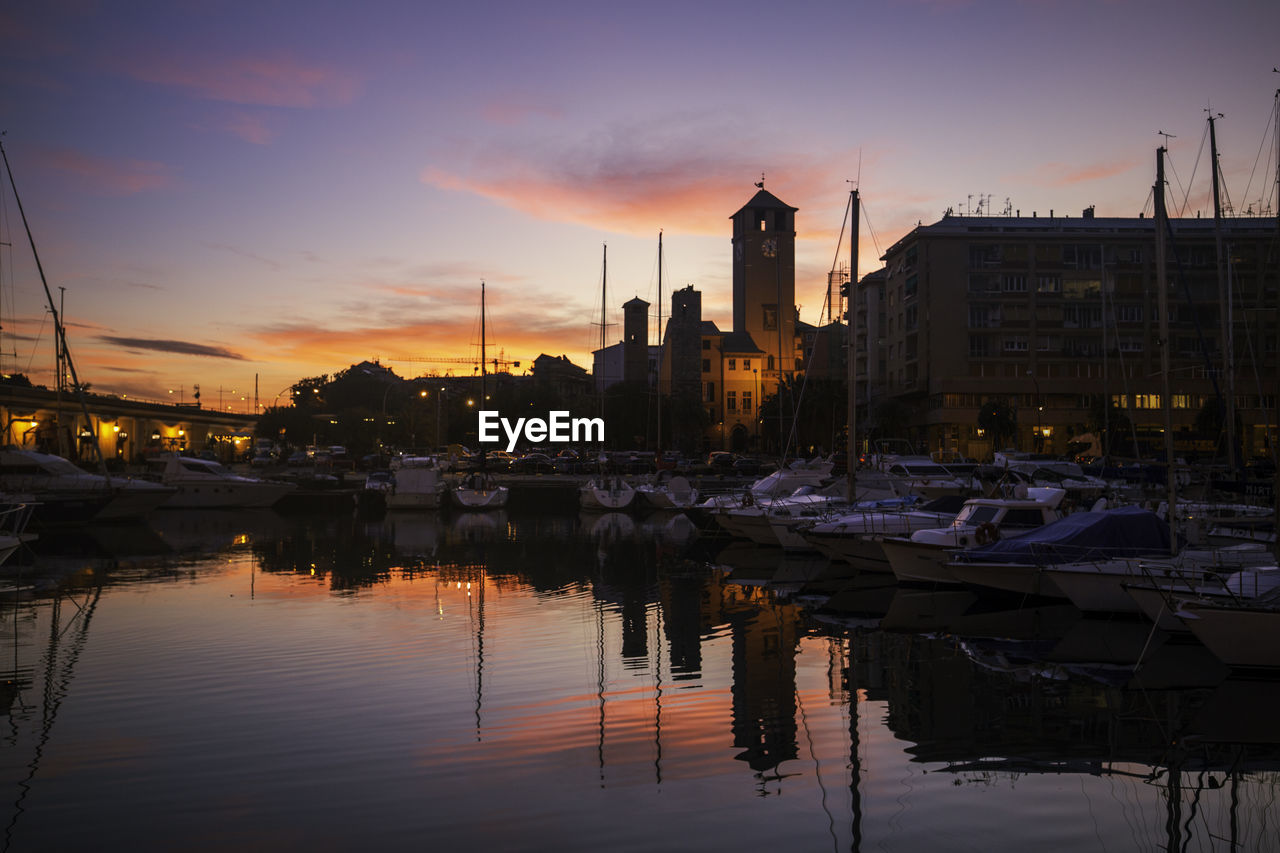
<box><xmin>2</xmin><ymin>0</ymin><xmax>1277</xmax><ymax>412</ymax></box>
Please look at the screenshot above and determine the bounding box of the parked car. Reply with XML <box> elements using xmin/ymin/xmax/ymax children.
<box><xmin>512</xmin><ymin>452</ymin><xmax>555</xmax><ymax>474</ymax></box>
<box><xmin>250</xmin><ymin>453</ymin><xmax>273</xmax><ymax>468</ymax></box>
<box><xmin>706</xmin><ymin>451</ymin><xmax>736</xmax><ymax>471</ymax></box>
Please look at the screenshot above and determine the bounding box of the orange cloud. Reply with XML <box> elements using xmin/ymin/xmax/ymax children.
<box><xmin>33</xmin><ymin>148</ymin><xmax>175</xmax><ymax>195</ymax></box>
<box><xmin>114</xmin><ymin>50</ymin><xmax>362</xmax><ymax>108</ymax></box>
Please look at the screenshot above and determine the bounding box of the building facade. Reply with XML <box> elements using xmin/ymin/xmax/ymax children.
<box><xmin>857</xmin><ymin>211</ymin><xmax>1279</xmax><ymax>461</ymax></box>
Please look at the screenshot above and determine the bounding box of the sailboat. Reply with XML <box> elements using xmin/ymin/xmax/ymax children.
<box><xmin>580</xmin><ymin>244</ymin><xmax>636</xmax><ymax>511</ymax></box>
<box><xmin>451</xmin><ymin>281</ymin><xmax>510</xmax><ymax>510</ymax></box>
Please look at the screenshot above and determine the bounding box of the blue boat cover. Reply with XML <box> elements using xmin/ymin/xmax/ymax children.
<box><xmin>951</xmin><ymin>505</ymin><xmax>1172</xmax><ymax>564</ymax></box>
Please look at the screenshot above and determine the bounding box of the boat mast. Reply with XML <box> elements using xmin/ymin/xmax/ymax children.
<box><xmin>0</xmin><ymin>139</ymin><xmax>110</xmax><ymax>479</ymax></box>
<box><xmin>1208</xmin><ymin>112</ymin><xmax>1238</xmax><ymax>477</ymax></box>
<box><xmin>480</xmin><ymin>280</ymin><xmax>486</xmax><ymax>404</ymax></box>
<box><xmin>657</xmin><ymin>231</ymin><xmax>662</xmax><ymax>452</ymax></box>
<box><xmin>1155</xmin><ymin>147</ymin><xmax>1178</xmax><ymax>553</ymax></box>
<box><xmin>600</xmin><ymin>244</ymin><xmax>607</xmax><ymax>421</ymax></box>
<box><xmin>846</xmin><ymin>186</ymin><xmax>859</xmax><ymax>502</ymax></box>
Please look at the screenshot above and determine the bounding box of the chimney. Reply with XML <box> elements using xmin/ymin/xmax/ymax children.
<box><xmin>1083</xmin><ymin>206</ymin><xmax>1095</xmax><ymax>219</ymax></box>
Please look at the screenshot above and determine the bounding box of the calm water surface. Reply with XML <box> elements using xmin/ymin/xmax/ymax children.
<box><xmin>2</xmin><ymin>506</ymin><xmax>1277</xmax><ymax>852</ymax></box>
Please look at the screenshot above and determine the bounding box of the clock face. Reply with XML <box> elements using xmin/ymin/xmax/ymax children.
<box><xmin>761</xmin><ymin>238</ymin><xmax>777</xmax><ymax>258</ymax></box>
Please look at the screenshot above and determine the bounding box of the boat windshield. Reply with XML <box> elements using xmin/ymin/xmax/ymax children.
<box><xmin>955</xmin><ymin>505</ymin><xmax>1000</xmax><ymax>525</ymax></box>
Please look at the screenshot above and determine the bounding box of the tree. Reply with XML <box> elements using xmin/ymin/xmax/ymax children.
<box><xmin>1084</xmin><ymin>394</ymin><xmax>1133</xmax><ymax>459</ymax></box>
<box><xmin>977</xmin><ymin>399</ymin><xmax>1017</xmax><ymax>453</ymax></box>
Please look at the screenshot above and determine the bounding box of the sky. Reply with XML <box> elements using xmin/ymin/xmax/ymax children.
<box><xmin>1</xmin><ymin>0</ymin><xmax>1278</xmax><ymax>414</ymax></box>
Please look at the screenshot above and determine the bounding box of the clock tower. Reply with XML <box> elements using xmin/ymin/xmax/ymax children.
<box><xmin>731</xmin><ymin>186</ymin><xmax>797</xmax><ymax>388</ymax></box>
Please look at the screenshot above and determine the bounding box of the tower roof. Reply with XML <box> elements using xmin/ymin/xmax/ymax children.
<box><xmin>731</xmin><ymin>188</ymin><xmax>797</xmax><ymax>219</ymax></box>
<box><xmin>623</xmin><ymin>296</ymin><xmax>649</xmax><ymax>308</ymax></box>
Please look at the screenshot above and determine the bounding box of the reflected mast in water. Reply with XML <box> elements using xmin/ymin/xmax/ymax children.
<box><xmin>3</xmin><ymin>581</ymin><xmax>103</xmax><ymax>852</ymax></box>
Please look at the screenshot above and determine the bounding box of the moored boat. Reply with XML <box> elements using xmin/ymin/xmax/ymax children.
<box><xmin>146</xmin><ymin>454</ymin><xmax>295</xmax><ymax>508</ymax></box>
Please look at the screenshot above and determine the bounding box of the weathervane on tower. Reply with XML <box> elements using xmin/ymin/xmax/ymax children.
<box><xmin>755</xmin><ymin>173</ymin><xmax>764</xmax><ymax>189</ymax></box>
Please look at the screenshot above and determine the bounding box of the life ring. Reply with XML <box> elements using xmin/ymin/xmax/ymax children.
<box><xmin>974</xmin><ymin>522</ymin><xmax>1000</xmax><ymax>546</ymax></box>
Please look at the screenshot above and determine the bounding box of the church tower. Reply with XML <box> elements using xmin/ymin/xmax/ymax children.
<box><xmin>731</xmin><ymin>186</ymin><xmax>797</xmax><ymax>389</ymax></box>
<box><xmin>622</xmin><ymin>296</ymin><xmax>649</xmax><ymax>384</ymax></box>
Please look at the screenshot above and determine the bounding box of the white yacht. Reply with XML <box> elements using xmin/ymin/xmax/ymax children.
<box><xmin>384</xmin><ymin>456</ymin><xmax>446</xmax><ymax>510</ymax></box>
<box><xmin>146</xmin><ymin>454</ymin><xmax>295</xmax><ymax>508</ymax></box>
<box><xmin>580</xmin><ymin>476</ymin><xmax>636</xmax><ymax>511</ymax></box>
<box><xmin>801</xmin><ymin>496</ymin><xmax>965</xmax><ymax>570</ymax></box>
<box><xmin>0</xmin><ymin>446</ymin><xmax>177</xmax><ymax>521</ymax></box>
<box><xmin>635</xmin><ymin>474</ymin><xmax>698</xmax><ymax>510</ymax></box>
<box><xmin>451</xmin><ymin>471</ymin><xmax>509</xmax><ymax>510</ymax></box>
<box><xmin>880</xmin><ymin>487</ymin><xmax>1066</xmax><ymax>585</ymax></box>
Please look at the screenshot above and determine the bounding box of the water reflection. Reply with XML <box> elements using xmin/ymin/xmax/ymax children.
<box><xmin>1</xmin><ymin>507</ymin><xmax>1278</xmax><ymax>851</ymax></box>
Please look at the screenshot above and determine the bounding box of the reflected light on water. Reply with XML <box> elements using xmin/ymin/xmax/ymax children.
<box><xmin>0</xmin><ymin>507</ymin><xmax>1277</xmax><ymax>852</ymax></box>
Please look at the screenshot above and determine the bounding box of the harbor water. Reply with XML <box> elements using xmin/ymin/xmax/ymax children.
<box><xmin>2</xmin><ymin>505</ymin><xmax>1277</xmax><ymax>851</ymax></box>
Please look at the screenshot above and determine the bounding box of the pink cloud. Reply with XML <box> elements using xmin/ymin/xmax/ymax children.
<box><xmin>33</xmin><ymin>148</ymin><xmax>175</xmax><ymax>195</ymax></box>
<box><xmin>478</xmin><ymin>94</ymin><xmax>566</xmax><ymax>126</ymax></box>
<box><xmin>115</xmin><ymin>51</ymin><xmax>362</xmax><ymax>108</ymax></box>
<box><xmin>222</xmin><ymin>111</ymin><xmax>280</xmax><ymax>145</ymax></box>
<box><xmin>1022</xmin><ymin>158</ymin><xmax>1139</xmax><ymax>188</ymax></box>
<box><xmin>421</xmin><ymin>132</ymin><xmax>849</xmax><ymax>237</ymax></box>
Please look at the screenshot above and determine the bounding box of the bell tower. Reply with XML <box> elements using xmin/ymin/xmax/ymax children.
<box><xmin>731</xmin><ymin>184</ymin><xmax>796</xmax><ymax>388</ymax></box>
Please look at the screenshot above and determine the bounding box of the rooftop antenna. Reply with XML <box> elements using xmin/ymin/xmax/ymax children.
<box><xmin>1157</xmin><ymin>129</ymin><xmax>1176</xmax><ymax>147</ymax></box>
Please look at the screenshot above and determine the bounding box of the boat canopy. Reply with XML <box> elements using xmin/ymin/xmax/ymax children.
<box><xmin>951</xmin><ymin>506</ymin><xmax>1172</xmax><ymax>565</ymax></box>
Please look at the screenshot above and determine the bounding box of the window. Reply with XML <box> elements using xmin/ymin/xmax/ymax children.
<box><xmin>1001</xmin><ymin>274</ymin><xmax>1027</xmax><ymax>293</ymax></box>
<box><xmin>1116</xmin><ymin>305</ymin><xmax>1143</xmax><ymax>323</ymax></box>
<box><xmin>728</xmin><ymin>358</ymin><xmax>736</xmax><ymax>371</ymax></box>
<box><xmin>763</xmin><ymin>305</ymin><xmax>778</xmax><ymax>331</ymax></box>
<box><xmin>969</xmin><ymin>336</ymin><xmax>991</xmax><ymax>357</ymax></box>
<box><xmin>706</xmin><ymin>382</ymin><xmax>715</xmax><ymax>402</ymax></box>
<box><xmin>726</xmin><ymin>391</ymin><xmax>737</xmax><ymax>412</ymax></box>
<box><xmin>743</xmin><ymin>359</ymin><xmax>751</xmax><ymax>370</ymax></box>
<box><xmin>970</xmin><ymin>244</ymin><xmax>1002</xmax><ymax>268</ymax></box>
<box><xmin>904</xmin><ymin>274</ymin><xmax>918</xmax><ymax>299</ymax></box>
<box><xmin>1002</xmin><ymin>336</ymin><xmax>1028</xmax><ymax>352</ymax></box>
<box><xmin>1037</xmin><ymin>275</ymin><xmax>1062</xmax><ymax>294</ymax></box>
<box><xmin>969</xmin><ymin>304</ymin><xmax>1000</xmax><ymax>328</ymax></box>
<box><xmin>905</xmin><ymin>305</ymin><xmax>918</xmax><ymax>331</ymax></box>
<box><xmin>702</xmin><ymin>339</ymin><xmax>710</xmax><ymax>350</ymax></box>
<box><xmin>701</xmin><ymin>359</ymin><xmax>710</xmax><ymax>373</ymax></box>
<box><xmin>742</xmin><ymin>391</ymin><xmax>752</xmax><ymax>412</ymax></box>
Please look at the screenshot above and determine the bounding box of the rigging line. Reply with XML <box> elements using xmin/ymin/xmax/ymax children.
<box><xmin>828</xmin><ymin>192</ymin><xmax>852</xmax><ymax>276</ymax></box>
<box><xmin>859</xmin><ymin>198</ymin><xmax>884</xmax><ymax>261</ymax></box>
<box><xmin>1239</xmin><ymin>96</ymin><xmax>1278</xmax><ymax>212</ymax></box>
<box><xmin>21</xmin><ymin>310</ymin><xmax>49</xmax><ymax>374</ymax></box>
<box><xmin>1177</xmin><ymin>123</ymin><xmax>1210</xmax><ymax>217</ymax></box>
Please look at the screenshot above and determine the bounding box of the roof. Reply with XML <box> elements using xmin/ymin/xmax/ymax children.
<box><xmin>623</xmin><ymin>296</ymin><xmax>649</xmax><ymax>308</ymax></box>
<box><xmin>720</xmin><ymin>331</ymin><xmax>764</xmax><ymax>354</ymax></box>
<box><xmin>731</xmin><ymin>188</ymin><xmax>798</xmax><ymax>219</ymax></box>
<box><xmin>699</xmin><ymin>320</ymin><xmax>722</xmax><ymax>335</ymax></box>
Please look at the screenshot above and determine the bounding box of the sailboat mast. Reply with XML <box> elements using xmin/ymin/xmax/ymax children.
<box><xmin>1208</xmin><ymin>113</ymin><xmax>1238</xmax><ymax>477</ymax></box>
<box><xmin>0</xmin><ymin>140</ymin><xmax>110</xmax><ymax>479</ymax></box>
<box><xmin>1155</xmin><ymin>147</ymin><xmax>1178</xmax><ymax>553</ymax></box>
<box><xmin>600</xmin><ymin>244</ymin><xmax>607</xmax><ymax>419</ymax></box>
<box><xmin>657</xmin><ymin>231</ymin><xmax>662</xmax><ymax>451</ymax></box>
<box><xmin>846</xmin><ymin>188</ymin><xmax>859</xmax><ymax>501</ymax></box>
<box><xmin>480</xmin><ymin>280</ymin><xmax>486</xmax><ymax>404</ymax></box>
